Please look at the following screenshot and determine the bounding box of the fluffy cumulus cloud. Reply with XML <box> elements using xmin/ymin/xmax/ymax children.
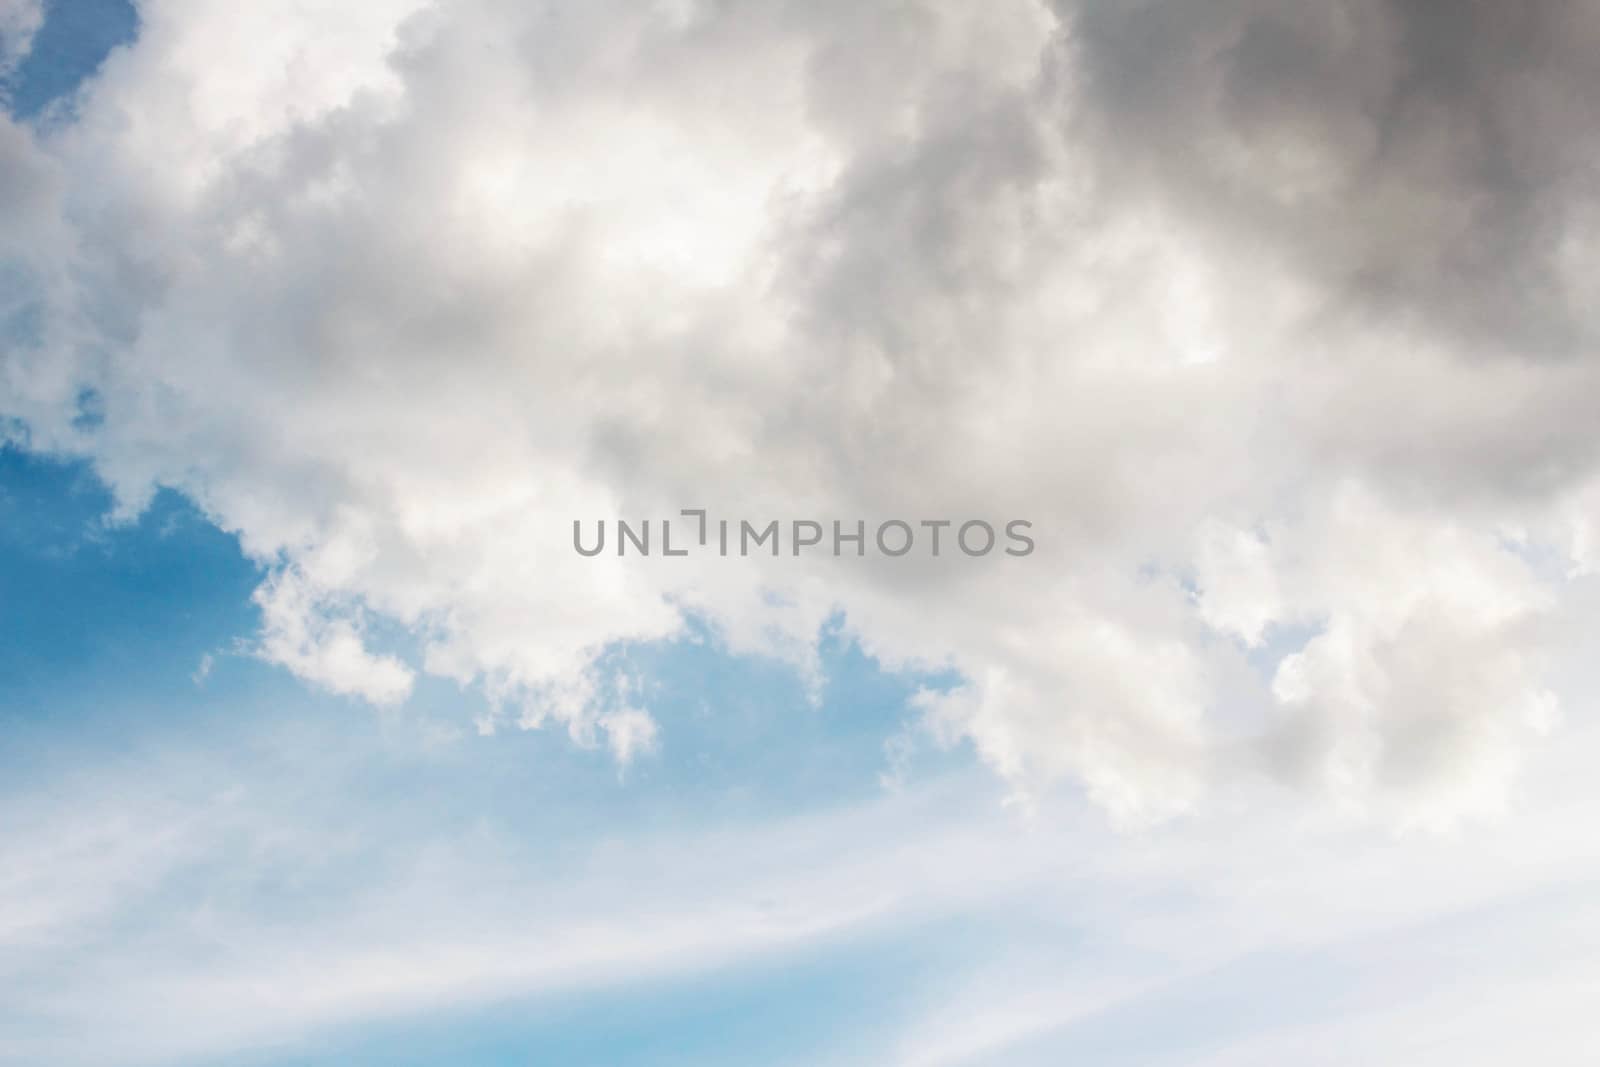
<box><xmin>4</xmin><ymin>0</ymin><xmax>1598</xmax><ymax>824</ymax></box>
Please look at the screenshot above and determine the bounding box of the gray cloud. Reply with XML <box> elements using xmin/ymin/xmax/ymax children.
<box><xmin>1065</xmin><ymin>0</ymin><xmax>1600</xmax><ymax>358</ymax></box>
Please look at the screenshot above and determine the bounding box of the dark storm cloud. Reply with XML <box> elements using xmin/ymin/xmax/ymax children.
<box><xmin>1063</xmin><ymin>0</ymin><xmax>1600</xmax><ymax>358</ymax></box>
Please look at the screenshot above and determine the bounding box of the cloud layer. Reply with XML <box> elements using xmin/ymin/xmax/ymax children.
<box><xmin>5</xmin><ymin>0</ymin><xmax>1599</xmax><ymax>823</ymax></box>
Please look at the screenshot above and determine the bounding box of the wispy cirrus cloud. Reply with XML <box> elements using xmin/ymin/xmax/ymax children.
<box><xmin>6</xmin><ymin>699</ymin><xmax>1600</xmax><ymax>1066</ymax></box>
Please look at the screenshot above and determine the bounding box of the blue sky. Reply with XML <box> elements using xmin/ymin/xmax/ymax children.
<box><xmin>6</xmin><ymin>1</ymin><xmax>1600</xmax><ymax>1064</ymax></box>
<box><xmin>6</xmin><ymin>450</ymin><xmax>1600</xmax><ymax>1065</ymax></box>
<box><xmin>1</xmin><ymin>0</ymin><xmax>133</xmax><ymax>118</ymax></box>
<box><xmin>0</xmin><ymin>452</ymin><xmax>997</xmax><ymax>1066</ymax></box>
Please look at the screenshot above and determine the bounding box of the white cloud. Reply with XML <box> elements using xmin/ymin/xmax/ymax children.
<box><xmin>4</xmin><ymin>0</ymin><xmax>1600</xmax><ymax>824</ymax></box>
<box><xmin>597</xmin><ymin>705</ymin><xmax>660</xmax><ymax>766</ymax></box>
<box><xmin>252</xmin><ymin>566</ymin><xmax>416</xmax><ymax>706</ymax></box>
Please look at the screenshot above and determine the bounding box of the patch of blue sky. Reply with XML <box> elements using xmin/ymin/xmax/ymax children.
<box><xmin>0</xmin><ymin>445</ymin><xmax>970</xmax><ymax>831</ymax></box>
<box><xmin>0</xmin><ymin>452</ymin><xmax>997</xmax><ymax>1065</ymax></box>
<box><xmin>0</xmin><ymin>447</ymin><xmax>262</xmax><ymax>751</ymax></box>
<box><xmin>3</xmin><ymin>0</ymin><xmax>137</xmax><ymax>120</ymax></box>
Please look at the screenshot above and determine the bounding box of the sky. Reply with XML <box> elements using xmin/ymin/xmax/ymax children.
<box><xmin>3</xmin><ymin>1</ymin><xmax>1600</xmax><ymax>1064</ymax></box>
